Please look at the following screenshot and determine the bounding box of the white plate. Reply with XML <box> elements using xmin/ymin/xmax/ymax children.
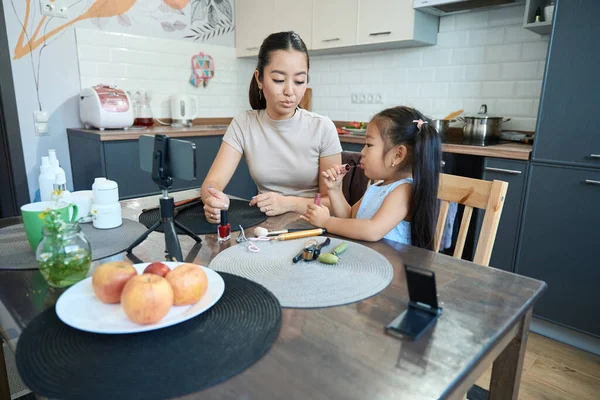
<box><xmin>56</xmin><ymin>262</ymin><xmax>225</xmax><ymax>334</ymax></box>
<box><xmin>344</xmin><ymin>127</ymin><xmax>367</xmax><ymax>135</ymax></box>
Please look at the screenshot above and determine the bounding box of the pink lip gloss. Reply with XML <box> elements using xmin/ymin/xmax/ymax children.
<box><xmin>217</xmin><ymin>209</ymin><xmax>231</xmax><ymax>242</ymax></box>
<box><xmin>340</xmin><ymin>164</ymin><xmax>362</xmax><ymax>175</ymax></box>
<box><xmin>314</xmin><ymin>193</ymin><xmax>321</xmax><ymax>206</ymax></box>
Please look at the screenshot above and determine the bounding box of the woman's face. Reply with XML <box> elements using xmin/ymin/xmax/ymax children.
<box><xmin>256</xmin><ymin>50</ymin><xmax>308</xmax><ymax>120</ymax></box>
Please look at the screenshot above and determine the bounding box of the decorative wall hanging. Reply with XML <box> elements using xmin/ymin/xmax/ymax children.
<box><xmin>190</xmin><ymin>52</ymin><xmax>215</xmax><ymax>88</ymax></box>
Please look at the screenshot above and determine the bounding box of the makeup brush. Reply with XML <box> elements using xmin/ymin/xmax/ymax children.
<box><xmin>275</xmin><ymin>228</ymin><xmax>327</xmax><ymax>241</ymax></box>
<box><xmin>253</xmin><ymin>227</ymin><xmax>307</xmax><ymax>237</ymax></box>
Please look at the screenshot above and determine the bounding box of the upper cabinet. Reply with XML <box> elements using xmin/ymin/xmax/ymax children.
<box><xmin>312</xmin><ymin>0</ymin><xmax>359</xmax><ymax>50</ymax></box>
<box><xmin>273</xmin><ymin>0</ymin><xmax>314</xmax><ymax>49</ymax></box>
<box><xmin>235</xmin><ymin>0</ymin><xmax>275</xmax><ymax>57</ymax></box>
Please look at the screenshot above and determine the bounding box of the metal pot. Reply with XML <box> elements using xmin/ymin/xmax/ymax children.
<box><xmin>431</xmin><ymin>119</ymin><xmax>456</xmax><ymax>137</ymax></box>
<box><xmin>459</xmin><ymin>104</ymin><xmax>511</xmax><ymax>145</ymax></box>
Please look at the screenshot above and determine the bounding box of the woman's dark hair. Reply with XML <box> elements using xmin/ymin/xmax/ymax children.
<box><xmin>372</xmin><ymin>106</ymin><xmax>442</xmax><ymax>250</ymax></box>
<box><xmin>249</xmin><ymin>31</ymin><xmax>310</xmax><ymax>110</ymax></box>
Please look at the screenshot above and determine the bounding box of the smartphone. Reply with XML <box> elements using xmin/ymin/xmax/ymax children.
<box><xmin>386</xmin><ymin>265</ymin><xmax>442</xmax><ymax>340</ymax></box>
<box><xmin>139</xmin><ymin>134</ymin><xmax>197</xmax><ymax>182</ymax></box>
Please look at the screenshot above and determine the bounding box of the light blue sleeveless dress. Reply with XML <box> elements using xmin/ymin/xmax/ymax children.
<box><xmin>356</xmin><ymin>178</ymin><xmax>413</xmax><ymax>244</ymax></box>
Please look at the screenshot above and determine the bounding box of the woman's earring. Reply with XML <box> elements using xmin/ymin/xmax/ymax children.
<box><xmin>392</xmin><ymin>162</ymin><xmax>396</xmax><ymax>167</ymax></box>
<box><xmin>259</xmin><ymin>88</ymin><xmax>263</xmax><ymax>100</ymax></box>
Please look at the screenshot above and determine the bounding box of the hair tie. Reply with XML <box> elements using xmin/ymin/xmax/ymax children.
<box><xmin>413</xmin><ymin>119</ymin><xmax>427</xmax><ymax>130</ymax></box>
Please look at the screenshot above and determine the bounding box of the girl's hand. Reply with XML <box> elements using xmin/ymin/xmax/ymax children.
<box><xmin>321</xmin><ymin>165</ymin><xmax>346</xmax><ymax>192</ymax></box>
<box><xmin>301</xmin><ymin>203</ymin><xmax>331</xmax><ymax>228</ymax></box>
<box><xmin>203</xmin><ymin>187</ymin><xmax>229</xmax><ymax>224</ymax></box>
<box><xmin>250</xmin><ymin>192</ymin><xmax>288</xmax><ymax>216</ymax></box>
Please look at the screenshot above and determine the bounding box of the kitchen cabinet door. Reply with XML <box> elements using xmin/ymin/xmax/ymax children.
<box><xmin>515</xmin><ymin>163</ymin><xmax>600</xmax><ymax>337</ymax></box>
<box><xmin>235</xmin><ymin>0</ymin><xmax>275</xmax><ymax>57</ymax></box>
<box><xmin>272</xmin><ymin>0</ymin><xmax>313</xmax><ymax>49</ymax></box>
<box><xmin>533</xmin><ymin>0</ymin><xmax>600</xmax><ymax>168</ymax></box>
<box><xmin>475</xmin><ymin>159</ymin><xmax>529</xmax><ymax>272</ymax></box>
<box><xmin>312</xmin><ymin>0</ymin><xmax>358</xmax><ymax>50</ymax></box>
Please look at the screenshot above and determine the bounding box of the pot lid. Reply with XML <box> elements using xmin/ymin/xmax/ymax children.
<box><xmin>464</xmin><ymin>104</ymin><xmax>504</xmax><ymax>119</ymax></box>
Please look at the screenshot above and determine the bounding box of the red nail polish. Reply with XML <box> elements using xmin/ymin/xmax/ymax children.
<box><xmin>217</xmin><ymin>209</ymin><xmax>230</xmax><ymax>242</ymax></box>
<box><xmin>314</xmin><ymin>193</ymin><xmax>321</xmax><ymax>206</ymax></box>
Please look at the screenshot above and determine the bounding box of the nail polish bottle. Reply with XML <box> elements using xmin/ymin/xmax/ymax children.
<box><xmin>314</xmin><ymin>193</ymin><xmax>321</xmax><ymax>206</ymax></box>
<box><xmin>217</xmin><ymin>209</ymin><xmax>231</xmax><ymax>242</ymax></box>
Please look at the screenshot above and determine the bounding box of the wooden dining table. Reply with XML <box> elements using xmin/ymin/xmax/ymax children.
<box><xmin>0</xmin><ymin>189</ymin><xmax>546</xmax><ymax>400</ymax></box>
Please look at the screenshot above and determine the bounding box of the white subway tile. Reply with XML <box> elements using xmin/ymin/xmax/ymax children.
<box><xmin>311</xmin><ymin>59</ymin><xmax>331</xmax><ymax>71</ymax></box>
<box><xmin>437</xmin><ymin>30</ymin><xmax>468</xmax><ymax>48</ymax></box>
<box><xmin>405</xmin><ymin>98</ymin><xmax>433</xmax><ymax>115</ymax></box>
<box><xmin>326</xmin><ymin>111</ymin><xmax>348</xmax><ymax>121</ymax></box>
<box><xmin>351</xmin><ymin>84</ymin><xmax>371</xmax><ymax>93</ymax></box>
<box><xmin>465</xmin><ymin>64</ymin><xmax>501</xmax><ymax>81</ymax></box>
<box><xmin>537</xmin><ymin>61</ymin><xmax>546</xmax><ymax>79</ymax></box>
<box><xmin>360</xmin><ymin>70</ymin><xmax>384</xmax><ymax>84</ymax></box>
<box><xmin>480</xmin><ymin>81</ymin><xmax>515</xmax><ymax>98</ymax></box>
<box><xmin>532</xmin><ymin>99</ymin><xmax>540</xmax><ymax>117</ymax></box>
<box><xmin>463</xmin><ymin>99</ymin><xmax>497</xmax><ymax>114</ymax></box>
<box><xmin>496</xmin><ymin>99</ymin><xmax>534</xmax><ymax>117</ymax></box>
<box><xmin>449</xmin><ymin>82</ymin><xmax>481</xmax><ymax>98</ymax></box>
<box><xmin>329</xmin><ymin>57</ymin><xmax>350</xmax><ymax>71</ymax></box>
<box><xmin>501</xmin><ymin>62</ymin><xmax>538</xmax><ymax>80</ymax></box>
<box><xmin>77</xmin><ymin>45</ymin><xmax>111</xmax><ymax>62</ymax></box>
<box><xmin>313</xmin><ymin>85</ymin><xmax>330</xmax><ymax>97</ymax></box>
<box><xmin>329</xmin><ymin>84</ymin><xmax>351</xmax><ymax>97</ymax></box>
<box><xmin>455</xmin><ymin>11</ymin><xmax>489</xmax><ymax>30</ymax></box>
<box><xmin>521</xmin><ymin>41</ymin><xmax>549</xmax><ymax>61</ymax></box>
<box><xmin>452</xmin><ymin>47</ymin><xmax>485</xmax><ymax>65</ymax></box>
<box><xmin>76</xmin><ymin>29</ymin><xmax>122</xmax><ymax>47</ymax></box>
<box><xmin>78</xmin><ymin>61</ymin><xmax>97</xmax><ymax>77</ymax></box>
<box><xmin>394</xmin><ymin>49</ymin><xmax>423</xmax><ymax>67</ymax></box>
<box><xmin>372</xmin><ymin>54</ymin><xmax>394</xmax><ymax>69</ymax></box>
<box><xmin>515</xmin><ymin>81</ymin><xmax>542</xmax><ymax>98</ymax></box>
<box><xmin>407</xmin><ymin>67</ymin><xmax>435</xmax><ymax>83</ymax></box>
<box><xmin>435</xmin><ymin>66</ymin><xmax>465</xmax><ymax>82</ymax></box>
<box><xmin>485</xmin><ymin>44</ymin><xmax>521</xmax><ymax>62</ymax></box>
<box><xmin>502</xmin><ymin>117</ymin><xmax>537</xmax><ymax>131</ymax></box>
<box><xmin>339</xmin><ymin>71</ymin><xmax>355</xmax><ymax>84</ymax></box>
<box><xmin>350</xmin><ymin>57</ymin><xmax>373</xmax><ymax>70</ymax></box>
<box><xmin>385</xmin><ymin>69</ymin><xmax>407</xmax><ymax>84</ymax></box>
<box><xmin>432</xmin><ymin>99</ymin><xmax>464</xmax><ymax>117</ymax></box>
<box><xmin>421</xmin><ymin>82</ymin><xmax>449</xmax><ymax>98</ymax></box>
<box><xmin>422</xmin><ymin>49</ymin><xmax>452</xmax><ymax>67</ymax></box>
<box><xmin>439</xmin><ymin>15</ymin><xmax>456</xmax><ymax>32</ymax></box>
<box><xmin>467</xmin><ymin>27</ymin><xmax>505</xmax><ymax>46</ymax></box>
<box><xmin>488</xmin><ymin>4</ymin><xmax>525</xmax><ymax>26</ymax></box>
<box><xmin>97</xmin><ymin>63</ymin><xmax>127</xmax><ymax>78</ymax></box>
<box><xmin>371</xmin><ymin>83</ymin><xmax>396</xmax><ymax>99</ymax></box>
<box><xmin>395</xmin><ymin>83</ymin><xmax>420</xmax><ymax>98</ymax></box>
<box><xmin>320</xmin><ymin>71</ymin><xmax>341</xmax><ymax>84</ymax></box>
<box><xmin>338</xmin><ymin>98</ymin><xmax>359</xmax><ymax>112</ymax></box>
<box><xmin>504</xmin><ymin>26</ymin><xmax>543</xmax><ymax>43</ymax></box>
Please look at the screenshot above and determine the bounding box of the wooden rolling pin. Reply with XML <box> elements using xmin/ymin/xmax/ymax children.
<box><xmin>275</xmin><ymin>228</ymin><xmax>326</xmax><ymax>241</ymax></box>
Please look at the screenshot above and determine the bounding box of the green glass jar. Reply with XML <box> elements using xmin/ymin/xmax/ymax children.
<box><xmin>36</xmin><ymin>223</ymin><xmax>92</xmax><ymax>288</ymax></box>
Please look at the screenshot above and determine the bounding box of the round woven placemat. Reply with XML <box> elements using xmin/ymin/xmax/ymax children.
<box><xmin>16</xmin><ymin>273</ymin><xmax>281</xmax><ymax>400</ymax></box>
<box><xmin>0</xmin><ymin>219</ymin><xmax>147</xmax><ymax>270</ymax></box>
<box><xmin>209</xmin><ymin>236</ymin><xmax>394</xmax><ymax>308</ymax></box>
<box><xmin>138</xmin><ymin>199</ymin><xmax>266</xmax><ymax>234</ymax></box>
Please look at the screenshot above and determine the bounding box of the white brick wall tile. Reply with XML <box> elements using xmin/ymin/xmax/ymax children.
<box><xmin>485</xmin><ymin>44</ymin><xmax>521</xmax><ymax>62</ymax></box>
<box><xmin>515</xmin><ymin>81</ymin><xmax>542</xmax><ymax>98</ymax></box>
<box><xmin>437</xmin><ymin>31</ymin><xmax>468</xmax><ymax>48</ymax></box>
<box><xmin>326</xmin><ymin>111</ymin><xmax>349</xmax><ymax>121</ymax></box>
<box><xmin>311</xmin><ymin>59</ymin><xmax>330</xmax><ymax>71</ymax></box>
<box><xmin>422</xmin><ymin>49</ymin><xmax>452</xmax><ymax>66</ymax></box>
<box><xmin>497</xmin><ymin>99</ymin><xmax>534</xmax><ymax>117</ymax></box>
<box><xmin>407</xmin><ymin>67</ymin><xmax>435</xmax><ymax>83</ymax></box>
<box><xmin>452</xmin><ymin>47</ymin><xmax>485</xmax><ymax>65</ymax></box>
<box><xmin>432</xmin><ymin>99</ymin><xmax>464</xmax><ymax>117</ymax></box>
<box><xmin>501</xmin><ymin>62</ymin><xmax>538</xmax><ymax>80</ymax></box>
<box><xmin>488</xmin><ymin>4</ymin><xmax>524</xmax><ymax>26</ymax></box>
<box><xmin>455</xmin><ymin>11</ymin><xmax>489</xmax><ymax>30</ymax></box>
<box><xmin>350</xmin><ymin>57</ymin><xmax>373</xmax><ymax>70</ymax></box>
<box><xmin>329</xmin><ymin>84</ymin><xmax>351</xmax><ymax>97</ymax></box>
<box><xmin>467</xmin><ymin>27</ymin><xmax>505</xmax><ymax>46</ymax></box>
<box><xmin>502</xmin><ymin>117</ymin><xmax>537</xmax><ymax>131</ymax></box>
<box><xmin>312</xmin><ymin>85</ymin><xmax>330</xmax><ymax>97</ymax></box>
<box><xmin>338</xmin><ymin>98</ymin><xmax>359</xmax><ymax>112</ymax></box>
<box><xmin>395</xmin><ymin>83</ymin><xmax>420</xmax><ymax>98</ymax></box>
<box><xmin>405</xmin><ymin>98</ymin><xmax>433</xmax><ymax>115</ymax></box>
<box><xmin>421</xmin><ymin>82</ymin><xmax>449</xmax><ymax>98</ymax></box>
<box><xmin>394</xmin><ymin>49</ymin><xmax>423</xmax><ymax>67</ymax></box>
<box><xmin>339</xmin><ymin>71</ymin><xmax>355</xmax><ymax>84</ymax></box>
<box><xmin>371</xmin><ymin>83</ymin><xmax>396</xmax><ymax>99</ymax></box>
<box><xmin>521</xmin><ymin>41</ymin><xmax>549</xmax><ymax>61</ymax></box>
<box><xmin>320</xmin><ymin>71</ymin><xmax>340</xmax><ymax>84</ymax></box>
<box><xmin>360</xmin><ymin>70</ymin><xmax>384</xmax><ymax>84</ymax></box>
<box><xmin>330</xmin><ymin>58</ymin><xmax>350</xmax><ymax>71</ymax></box>
<box><xmin>435</xmin><ymin>66</ymin><xmax>465</xmax><ymax>82</ymax></box>
<box><xmin>532</xmin><ymin>99</ymin><xmax>540</xmax><ymax>117</ymax></box>
<box><xmin>480</xmin><ymin>81</ymin><xmax>516</xmax><ymax>98</ymax></box>
<box><xmin>78</xmin><ymin>61</ymin><xmax>97</xmax><ymax>77</ymax></box>
<box><xmin>386</xmin><ymin>69</ymin><xmax>407</xmax><ymax>84</ymax></box>
<box><xmin>351</xmin><ymin>84</ymin><xmax>371</xmax><ymax>93</ymax></box>
<box><xmin>97</xmin><ymin>63</ymin><xmax>127</xmax><ymax>78</ymax></box>
<box><xmin>537</xmin><ymin>61</ymin><xmax>546</xmax><ymax>79</ymax></box>
<box><xmin>504</xmin><ymin>26</ymin><xmax>543</xmax><ymax>43</ymax></box>
<box><xmin>372</xmin><ymin>54</ymin><xmax>394</xmax><ymax>69</ymax></box>
<box><xmin>78</xmin><ymin>45</ymin><xmax>111</xmax><ymax>62</ymax></box>
<box><xmin>465</xmin><ymin>64</ymin><xmax>501</xmax><ymax>81</ymax></box>
<box><xmin>439</xmin><ymin>15</ymin><xmax>456</xmax><ymax>32</ymax></box>
<box><xmin>76</xmin><ymin>29</ymin><xmax>122</xmax><ymax>47</ymax></box>
<box><xmin>463</xmin><ymin>99</ymin><xmax>497</xmax><ymax>114</ymax></box>
<box><xmin>449</xmin><ymin>82</ymin><xmax>481</xmax><ymax>98</ymax></box>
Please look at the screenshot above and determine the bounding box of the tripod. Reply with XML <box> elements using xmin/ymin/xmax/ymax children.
<box><xmin>127</xmin><ymin>135</ymin><xmax>201</xmax><ymax>261</ymax></box>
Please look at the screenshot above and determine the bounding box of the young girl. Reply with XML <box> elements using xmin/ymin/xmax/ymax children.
<box><xmin>302</xmin><ymin>106</ymin><xmax>442</xmax><ymax>250</ymax></box>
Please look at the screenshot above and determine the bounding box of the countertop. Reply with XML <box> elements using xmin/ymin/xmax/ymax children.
<box><xmin>68</xmin><ymin>124</ymin><xmax>532</xmax><ymax>161</ymax></box>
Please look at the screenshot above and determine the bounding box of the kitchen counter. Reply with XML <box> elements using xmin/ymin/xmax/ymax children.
<box><xmin>74</xmin><ymin>124</ymin><xmax>532</xmax><ymax>161</ymax></box>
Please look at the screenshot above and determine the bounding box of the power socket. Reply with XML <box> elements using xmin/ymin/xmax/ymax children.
<box><xmin>351</xmin><ymin>93</ymin><xmax>384</xmax><ymax>104</ymax></box>
<box><xmin>40</xmin><ymin>0</ymin><xmax>69</xmax><ymax>19</ymax></box>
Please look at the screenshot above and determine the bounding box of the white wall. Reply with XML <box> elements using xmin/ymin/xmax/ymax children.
<box><xmin>308</xmin><ymin>5</ymin><xmax>549</xmax><ymax>131</ymax></box>
<box><xmin>2</xmin><ymin>0</ymin><xmax>235</xmax><ymax>200</ymax></box>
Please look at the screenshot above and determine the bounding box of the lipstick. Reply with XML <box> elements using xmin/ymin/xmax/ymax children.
<box><xmin>314</xmin><ymin>193</ymin><xmax>321</xmax><ymax>206</ymax></box>
<box><xmin>217</xmin><ymin>209</ymin><xmax>231</xmax><ymax>242</ymax></box>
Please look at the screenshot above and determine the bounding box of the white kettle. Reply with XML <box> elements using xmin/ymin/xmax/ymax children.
<box><xmin>170</xmin><ymin>95</ymin><xmax>197</xmax><ymax>127</ymax></box>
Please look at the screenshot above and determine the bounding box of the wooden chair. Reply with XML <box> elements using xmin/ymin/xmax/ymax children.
<box><xmin>436</xmin><ymin>173</ymin><xmax>508</xmax><ymax>267</ymax></box>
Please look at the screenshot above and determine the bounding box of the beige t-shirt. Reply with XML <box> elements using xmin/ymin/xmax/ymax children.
<box><xmin>223</xmin><ymin>108</ymin><xmax>342</xmax><ymax>197</ymax></box>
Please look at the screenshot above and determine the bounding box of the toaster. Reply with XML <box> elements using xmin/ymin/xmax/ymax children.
<box><xmin>79</xmin><ymin>85</ymin><xmax>134</xmax><ymax>130</ymax></box>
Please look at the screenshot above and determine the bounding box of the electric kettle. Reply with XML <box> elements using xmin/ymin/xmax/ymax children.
<box><xmin>170</xmin><ymin>95</ymin><xmax>198</xmax><ymax>127</ymax></box>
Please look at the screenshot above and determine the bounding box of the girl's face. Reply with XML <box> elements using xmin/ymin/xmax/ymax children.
<box><xmin>360</xmin><ymin>123</ymin><xmax>406</xmax><ymax>183</ymax></box>
<box><xmin>256</xmin><ymin>50</ymin><xmax>308</xmax><ymax>120</ymax></box>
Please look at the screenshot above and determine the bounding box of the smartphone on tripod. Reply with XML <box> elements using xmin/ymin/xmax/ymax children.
<box><xmin>139</xmin><ymin>134</ymin><xmax>197</xmax><ymax>182</ymax></box>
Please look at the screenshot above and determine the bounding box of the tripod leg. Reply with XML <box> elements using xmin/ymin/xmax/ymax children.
<box><xmin>174</xmin><ymin>220</ymin><xmax>202</xmax><ymax>243</ymax></box>
<box><xmin>127</xmin><ymin>221</ymin><xmax>161</xmax><ymax>253</ymax></box>
<box><xmin>164</xmin><ymin>220</ymin><xmax>184</xmax><ymax>262</ymax></box>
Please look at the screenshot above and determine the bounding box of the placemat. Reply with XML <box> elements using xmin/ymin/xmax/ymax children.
<box><xmin>138</xmin><ymin>199</ymin><xmax>266</xmax><ymax>234</ymax></box>
<box><xmin>209</xmin><ymin>236</ymin><xmax>394</xmax><ymax>308</ymax></box>
<box><xmin>16</xmin><ymin>273</ymin><xmax>282</xmax><ymax>400</ymax></box>
<box><xmin>0</xmin><ymin>219</ymin><xmax>147</xmax><ymax>270</ymax></box>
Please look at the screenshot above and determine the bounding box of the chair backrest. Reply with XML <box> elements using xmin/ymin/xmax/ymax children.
<box><xmin>436</xmin><ymin>173</ymin><xmax>508</xmax><ymax>266</ymax></box>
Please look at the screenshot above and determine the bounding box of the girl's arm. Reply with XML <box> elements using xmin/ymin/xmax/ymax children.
<box><xmin>303</xmin><ymin>183</ymin><xmax>412</xmax><ymax>242</ymax></box>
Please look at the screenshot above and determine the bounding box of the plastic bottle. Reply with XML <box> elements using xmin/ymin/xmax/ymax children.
<box><xmin>51</xmin><ymin>170</ymin><xmax>72</xmax><ymax>204</ymax></box>
<box><xmin>39</xmin><ymin>156</ymin><xmax>55</xmax><ymax>201</ymax></box>
<box><xmin>48</xmin><ymin>149</ymin><xmax>66</xmax><ymax>187</ymax></box>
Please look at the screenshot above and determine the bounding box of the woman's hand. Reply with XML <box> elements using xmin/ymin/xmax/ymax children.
<box><xmin>249</xmin><ymin>192</ymin><xmax>289</xmax><ymax>216</ymax></box>
<box><xmin>203</xmin><ymin>187</ymin><xmax>230</xmax><ymax>224</ymax></box>
<box><xmin>321</xmin><ymin>165</ymin><xmax>346</xmax><ymax>192</ymax></box>
<box><xmin>301</xmin><ymin>203</ymin><xmax>331</xmax><ymax>228</ymax></box>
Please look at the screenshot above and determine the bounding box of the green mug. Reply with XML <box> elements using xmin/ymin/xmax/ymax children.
<box><xmin>21</xmin><ymin>201</ymin><xmax>79</xmax><ymax>250</ymax></box>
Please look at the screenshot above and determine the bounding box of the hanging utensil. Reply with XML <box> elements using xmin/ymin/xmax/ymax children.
<box><xmin>443</xmin><ymin>109</ymin><xmax>464</xmax><ymax>121</ymax></box>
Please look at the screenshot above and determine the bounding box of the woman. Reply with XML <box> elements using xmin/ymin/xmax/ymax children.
<box><xmin>201</xmin><ymin>31</ymin><xmax>342</xmax><ymax>223</ymax></box>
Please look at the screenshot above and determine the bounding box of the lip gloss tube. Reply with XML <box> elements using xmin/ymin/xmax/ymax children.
<box><xmin>314</xmin><ymin>193</ymin><xmax>321</xmax><ymax>206</ymax></box>
<box><xmin>217</xmin><ymin>209</ymin><xmax>231</xmax><ymax>242</ymax></box>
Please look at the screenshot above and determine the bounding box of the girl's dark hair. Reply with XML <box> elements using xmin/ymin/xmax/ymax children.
<box><xmin>372</xmin><ymin>106</ymin><xmax>442</xmax><ymax>250</ymax></box>
<box><xmin>249</xmin><ymin>31</ymin><xmax>310</xmax><ymax>110</ymax></box>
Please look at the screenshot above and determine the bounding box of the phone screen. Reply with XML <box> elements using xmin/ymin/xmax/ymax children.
<box><xmin>139</xmin><ymin>135</ymin><xmax>196</xmax><ymax>182</ymax></box>
<box><xmin>405</xmin><ymin>265</ymin><xmax>438</xmax><ymax>309</ymax></box>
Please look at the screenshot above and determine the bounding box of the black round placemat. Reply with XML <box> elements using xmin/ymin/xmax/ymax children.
<box><xmin>138</xmin><ymin>199</ymin><xmax>267</xmax><ymax>234</ymax></box>
<box><xmin>16</xmin><ymin>273</ymin><xmax>282</xmax><ymax>400</ymax></box>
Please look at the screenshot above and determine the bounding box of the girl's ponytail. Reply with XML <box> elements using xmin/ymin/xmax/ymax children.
<box><xmin>410</xmin><ymin>121</ymin><xmax>441</xmax><ymax>250</ymax></box>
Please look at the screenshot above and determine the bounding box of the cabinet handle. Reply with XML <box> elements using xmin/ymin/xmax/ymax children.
<box><xmin>322</xmin><ymin>37</ymin><xmax>340</xmax><ymax>42</ymax></box>
<box><xmin>585</xmin><ymin>179</ymin><xmax>600</xmax><ymax>185</ymax></box>
<box><xmin>591</xmin><ymin>154</ymin><xmax>600</xmax><ymax>159</ymax></box>
<box><xmin>245</xmin><ymin>47</ymin><xmax>258</xmax><ymax>51</ymax></box>
<box><xmin>485</xmin><ymin>167</ymin><xmax>522</xmax><ymax>175</ymax></box>
<box><xmin>369</xmin><ymin>31</ymin><xmax>391</xmax><ymax>36</ymax></box>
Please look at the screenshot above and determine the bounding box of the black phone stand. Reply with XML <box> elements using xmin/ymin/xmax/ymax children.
<box><xmin>385</xmin><ymin>265</ymin><xmax>442</xmax><ymax>341</ymax></box>
<box><xmin>126</xmin><ymin>135</ymin><xmax>202</xmax><ymax>261</ymax></box>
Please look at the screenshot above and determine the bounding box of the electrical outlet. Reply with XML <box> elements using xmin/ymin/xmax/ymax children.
<box><xmin>351</xmin><ymin>93</ymin><xmax>384</xmax><ymax>104</ymax></box>
<box><xmin>40</xmin><ymin>0</ymin><xmax>69</xmax><ymax>19</ymax></box>
<box><xmin>33</xmin><ymin>110</ymin><xmax>50</xmax><ymax>136</ymax></box>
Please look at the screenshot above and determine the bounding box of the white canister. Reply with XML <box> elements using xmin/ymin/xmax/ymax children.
<box><xmin>91</xmin><ymin>202</ymin><xmax>122</xmax><ymax>229</ymax></box>
<box><xmin>92</xmin><ymin>177</ymin><xmax>119</xmax><ymax>204</ymax></box>
<box><xmin>71</xmin><ymin>190</ymin><xmax>94</xmax><ymax>223</ymax></box>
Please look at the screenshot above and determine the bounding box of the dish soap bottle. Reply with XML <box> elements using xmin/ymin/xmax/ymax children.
<box><xmin>39</xmin><ymin>156</ymin><xmax>55</xmax><ymax>201</ymax></box>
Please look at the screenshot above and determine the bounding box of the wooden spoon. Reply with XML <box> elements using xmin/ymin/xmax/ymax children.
<box><xmin>443</xmin><ymin>109</ymin><xmax>464</xmax><ymax>121</ymax></box>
